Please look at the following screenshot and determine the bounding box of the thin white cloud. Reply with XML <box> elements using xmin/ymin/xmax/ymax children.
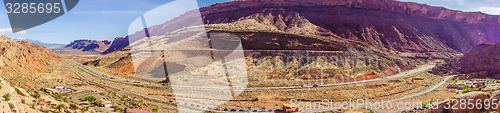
<box><xmin>398</xmin><ymin>0</ymin><xmax>500</xmax><ymax>15</ymax></box>
<box><xmin>0</xmin><ymin>28</ymin><xmax>27</xmax><ymax>35</ymax></box>
<box><xmin>475</xmin><ymin>6</ymin><xmax>500</xmax><ymax>15</ymax></box>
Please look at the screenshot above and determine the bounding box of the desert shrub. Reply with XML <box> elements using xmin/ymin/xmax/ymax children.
<box><xmin>31</xmin><ymin>93</ymin><xmax>41</xmax><ymax>98</ymax></box>
<box><xmin>8</xmin><ymin>103</ymin><xmax>14</xmax><ymax>111</ymax></box>
<box><xmin>3</xmin><ymin>94</ymin><xmax>10</xmax><ymax>101</ymax></box>
<box><xmin>84</xmin><ymin>96</ymin><xmax>96</xmax><ymax>103</ymax></box>
<box><xmin>422</xmin><ymin>101</ymin><xmax>428</xmax><ymax>107</ymax></box>
<box><xmin>14</xmin><ymin>88</ymin><xmax>20</xmax><ymax>95</ymax></box>
<box><xmin>95</xmin><ymin>100</ymin><xmax>103</xmax><ymax>104</ymax></box>
<box><xmin>56</xmin><ymin>104</ymin><xmax>66</xmax><ymax>109</ymax></box>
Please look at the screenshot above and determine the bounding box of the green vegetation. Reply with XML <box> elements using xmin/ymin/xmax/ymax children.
<box><xmin>81</xmin><ymin>107</ymin><xmax>89</xmax><ymax>112</ymax></box>
<box><xmin>429</xmin><ymin>99</ymin><xmax>435</xmax><ymax>104</ymax></box>
<box><xmin>112</xmin><ymin>106</ymin><xmax>125</xmax><ymax>113</ymax></box>
<box><xmin>84</xmin><ymin>96</ymin><xmax>96</xmax><ymax>103</ymax></box>
<box><xmin>52</xmin><ymin>94</ymin><xmax>66</xmax><ymax>101</ymax></box>
<box><xmin>421</xmin><ymin>99</ymin><xmax>435</xmax><ymax>107</ymax></box>
<box><xmin>30</xmin><ymin>93</ymin><xmax>41</xmax><ymax>98</ymax></box>
<box><xmin>14</xmin><ymin>88</ymin><xmax>20</xmax><ymax>95</ymax></box>
<box><xmin>3</xmin><ymin>94</ymin><xmax>10</xmax><ymax>101</ymax></box>
<box><xmin>56</xmin><ymin>104</ymin><xmax>66</xmax><ymax>110</ymax></box>
<box><xmin>463</xmin><ymin>87</ymin><xmax>477</xmax><ymax>93</ymax></box>
<box><xmin>8</xmin><ymin>103</ymin><xmax>15</xmax><ymax>112</ymax></box>
<box><xmin>9</xmin><ymin>103</ymin><xmax>16</xmax><ymax>113</ymax></box>
<box><xmin>95</xmin><ymin>100</ymin><xmax>103</xmax><ymax>104</ymax></box>
<box><xmin>152</xmin><ymin>108</ymin><xmax>158</xmax><ymax>112</ymax></box>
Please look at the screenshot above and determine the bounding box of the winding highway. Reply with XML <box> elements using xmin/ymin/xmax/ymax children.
<box><xmin>68</xmin><ymin>60</ymin><xmax>437</xmax><ymax>92</ymax></box>
<box><xmin>67</xmin><ymin>59</ymin><xmax>442</xmax><ymax>112</ymax></box>
<box><xmin>303</xmin><ymin>75</ymin><xmax>457</xmax><ymax>112</ymax></box>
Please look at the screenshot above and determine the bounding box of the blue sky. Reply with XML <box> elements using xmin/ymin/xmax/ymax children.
<box><xmin>400</xmin><ymin>0</ymin><xmax>500</xmax><ymax>14</ymax></box>
<box><xmin>0</xmin><ymin>0</ymin><xmax>499</xmax><ymax>44</ymax></box>
<box><xmin>0</xmin><ymin>0</ymin><xmax>233</xmax><ymax>44</ymax></box>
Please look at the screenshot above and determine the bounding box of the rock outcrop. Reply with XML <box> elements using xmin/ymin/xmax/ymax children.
<box><xmin>0</xmin><ymin>35</ymin><xmax>61</xmax><ymax>75</ymax></box>
<box><xmin>0</xmin><ymin>36</ymin><xmax>67</xmax><ymax>113</ymax></box>
<box><xmin>102</xmin><ymin>36</ymin><xmax>129</xmax><ymax>54</ymax></box>
<box><xmin>459</xmin><ymin>42</ymin><xmax>500</xmax><ymax>78</ymax></box>
<box><xmin>64</xmin><ymin>39</ymin><xmax>112</xmax><ymax>53</ymax></box>
<box><xmin>125</xmin><ymin>0</ymin><xmax>500</xmax><ymax>55</ymax></box>
<box><xmin>431</xmin><ymin>92</ymin><xmax>490</xmax><ymax>113</ymax></box>
<box><xmin>0</xmin><ymin>78</ymin><xmax>39</xmax><ymax>113</ymax></box>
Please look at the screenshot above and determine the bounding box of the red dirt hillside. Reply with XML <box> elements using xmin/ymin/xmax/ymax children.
<box><xmin>125</xmin><ymin>0</ymin><xmax>500</xmax><ymax>56</ymax></box>
<box><xmin>459</xmin><ymin>42</ymin><xmax>500</xmax><ymax>78</ymax></box>
<box><xmin>0</xmin><ymin>35</ymin><xmax>62</xmax><ymax>75</ymax></box>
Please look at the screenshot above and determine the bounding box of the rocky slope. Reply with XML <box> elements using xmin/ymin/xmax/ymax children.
<box><xmin>433</xmin><ymin>42</ymin><xmax>500</xmax><ymax>79</ymax></box>
<box><xmin>0</xmin><ymin>35</ymin><xmax>62</xmax><ymax>76</ymax></box>
<box><xmin>64</xmin><ymin>39</ymin><xmax>112</xmax><ymax>53</ymax></box>
<box><xmin>95</xmin><ymin>0</ymin><xmax>500</xmax><ymax>83</ymax></box>
<box><xmin>0</xmin><ymin>79</ymin><xmax>39</xmax><ymax>113</ymax></box>
<box><xmin>122</xmin><ymin>0</ymin><xmax>500</xmax><ymax>56</ymax></box>
<box><xmin>102</xmin><ymin>36</ymin><xmax>129</xmax><ymax>54</ymax></box>
<box><xmin>459</xmin><ymin>42</ymin><xmax>500</xmax><ymax>78</ymax></box>
<box><xmin>0</xmin><ymin>35</ymin><xmax>67</xmax><ymax>113</ymax></box>
<box><xmin>80</xmin><ymin>50</ymin><xmax>132</xmax><ymax>74</ymax></box>
<box><xmin>460</xmin><ymin>42</ymin><xmax>500</xmax><ymax>73</ymax></box>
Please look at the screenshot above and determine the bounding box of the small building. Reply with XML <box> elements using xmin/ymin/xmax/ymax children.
<box><xmin>126</xmin><ymin>109</ymin><xmax>155</xmax><ymax>113</ymax></box>
<box><xmin>99</xmin><ymin>101</ymin><xmax>112</xmax><ymax>107</ymax></box>
<box><xmin>44</xmin><ymin>86</ymin><xmax>77</xmax><ymax>94</ymax></box>
<box><xmin>55</xmin><ymin>86</ymin><xmax>65</xmax><ymax>90</ymax></box>
<box><xmin>91</xmin><ymin>94</ymin><xmax>107</xmax><ymax>101</ymax></box>
<box><xmin>44</xmin><ymin>88</ymin><xmax>60</xmax><ymax>94</ymax></box>
<box><xmin>282</xmin><ymin>103</ymin><xmax>299</xmax><ymax>112</ymax></box>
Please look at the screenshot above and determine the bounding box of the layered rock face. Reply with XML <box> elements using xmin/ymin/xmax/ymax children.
<box><xmin>125</xmin><ymin>0</ymin><xmax>500</xmax><ymax>55</ymax></box>
<box><xmin>459</xmin><ymin>42</ymin><xmax>500</xmax><ymax>78</ymax></box>
<box><xmin>0</xmin><ymin>35</ymin><xmax>61</xmax><ymax>75</ymax></box>
<box><xmin>65</xmin><ymin>39</ymin><xmax>112</xmax><ymax>53</ymax></box>
<box><xmin>102</xmin><ymin>36</ymin><xmax>129</xmax><ymax>54</ymax></box>
<box><xmin>433</xmin><ymin>42</ymin><xmax>500</xmax><ymax>79</ymax></box>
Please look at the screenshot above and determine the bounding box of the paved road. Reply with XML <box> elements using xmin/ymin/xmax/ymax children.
<box><xmin>161</xmin><ymin>63</ymin><xmax>436</xmax><ymax>92</ymax></box>
<box><xmin>64</xmin><ymin>64</ymin><xmax>203</xmax><ymax>111</ymax></box>
<box><xmin>303</xmin><ymin>75</ymin><xmax>456</xmax><ymax>113</ymax></box>
<box><xmin>67</xmin><ymin>60</ymin><xmax>264</xmax><ymax>112</ymax></box>
<box><xmin>68</xmin><ymin>59</ymin><xmax>439</xmax><ymax>112</ymax></box>
<box><xmin>371</xmin><ymin>75</ymin><xmax>457</xmax><ymax>113</ymax></box>
<box><xmin>69</xmin><ymin>60</ymin><xmax>436</xmax><ymax>92</ymax></box>
<box><xmin>240</xmin><ymin>64</ymin><xmax>436</xmax><ymax>91</ymax></box>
